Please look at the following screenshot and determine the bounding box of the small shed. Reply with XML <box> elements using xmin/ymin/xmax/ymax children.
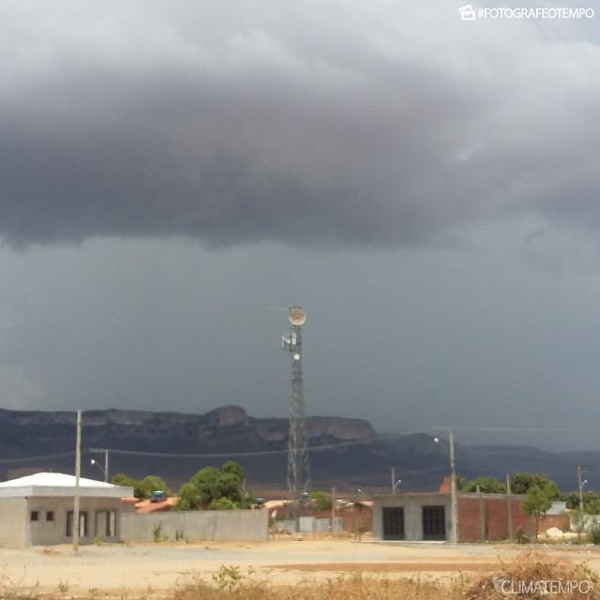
<box><xmin>0</xmin><ymin>472</ymin><xmax>134</xmax><ymax>548</ymax></box>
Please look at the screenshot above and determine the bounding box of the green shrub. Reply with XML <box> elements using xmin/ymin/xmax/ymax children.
<box><xmin>589</xmin><ymin>524</ymin><xmax>600</xmax><ymax>545</ymax></box>
<box><xmin>516</xmin><ymin>528</ymin><xmax>531</xmax><ymax>544</ymax></box>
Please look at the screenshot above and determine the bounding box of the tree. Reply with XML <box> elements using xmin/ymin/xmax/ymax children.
<box><xmin>564</xmin><ymin>491</ymin><xmax>600</xmax><ymax>515</ymax></box>
<box><xmin>112</xmin><ymin>473</ymin><xmax>135</xmax><ymax>488</ymax></box>
<box><xmin>216</xmin><ymin>472</ymin><xmax>243</xmax><ymax>504</ymax></box>
<box><xmin>111</xmin><ymin>473</ymin><xmax>170</xmax><ymax>499</ymax></box>
<box><xmin>510</xmin><ymin>472</ymin><xmax>560</xmax><ymax>500</ymax></box>
<box><xmin>183</xmin><ymin>462</ymin><xmax>246</xmax><ymax>509</ymax></box>
<box><xmin>221</xmin><ymin>461</ymin><xmax>244</xmax><ymax>481</ymax></box>
<box><xmin>522</xmin><ymin>485</ymin><xmax>553</xmax><ymax>541</ymax></box>
<box><xmin>463</xmin><ymin>477</ymin><xmax>505</xmax><ymax>494</ymax></box>
<box><xmin>175</xmin><ymin>482</ymin><xmax>202</xmax><ymax>511</ymax></box>
<box><xmin>190</xmin><ymin>466</ymin><xmax>221</xmax><ymax>508</ymax></box>
<box><xmin>139</xmin><ymin>475</ymin><xmax>170</xmax><ymax>499</ymax></box>
<box><xmin>310</xmin><ymin>489</ymin><xmax>333</xmax><ymax>511</ymax></box>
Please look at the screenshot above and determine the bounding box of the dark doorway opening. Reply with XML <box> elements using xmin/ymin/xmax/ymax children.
<box><xmin>422</xmin><ymin>505</ymin><xmax>446</xmax><ymax>540</ymax></box>
<box><xmin>382</xmin><ymin>506</ymin><xmax>405</xmax><ymax>540</ymax></box>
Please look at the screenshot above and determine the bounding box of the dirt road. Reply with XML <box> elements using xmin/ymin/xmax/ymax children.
<box><xmin>1</xmin><ymin>538</ymin><xmax>599</xmax><ymax>597</ymax></box>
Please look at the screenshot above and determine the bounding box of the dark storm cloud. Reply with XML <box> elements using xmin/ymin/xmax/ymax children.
<box><xmin>1</xmin><ymin>0</ymin><xmax>599</xmax><ymax>248</ymax></box>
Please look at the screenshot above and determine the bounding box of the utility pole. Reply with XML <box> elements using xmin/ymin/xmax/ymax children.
<box><xmin>577</xmin><ymin>464</ymin><xmax>587</xmax><ymax>538</ymax></box>
<box><xmin>90</xmin><ymin>448</ymin><xmax>110</xmax><ymax>482</ymax></box>
<box><xmin>449</xmin><ymin>430</ymin><xmax>458</xmax><ymax>544</ymax></box>
<box><xmin>331</xmin><ymin>487</ymin><xmax>336</xmax><ymax>533</ymax></box>
<box><xmin>391</xmin><ymin>466</ymin><xmax>402</xmax><ymax>493</ymax></box>
<box><xmin>433</xmin><ymin>431</ymin><xmax>458</xmax><ymax>543</ymax></box>
<box><xmin>477</xmin><ymin>485</ymin><xmax>485</xmax><ymax>542</ymax></box>
<box><xmin>506</xmin><ymin>474</ymin><xmax>513</xmax><ymax>540</ymax></box>
<box><xmin>73</xmin><ymin>410</ymin><xmax>82</xmax><ymax>554</ymax></box>
<box><xmin>578</xmin><ymin>464</ymin><xmax>585</xmax><ymax>513</ymax></box>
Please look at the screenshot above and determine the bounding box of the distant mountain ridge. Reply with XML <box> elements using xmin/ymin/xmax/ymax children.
<box><xmin>0</xmin><ymin>406</ymin><xmax>591</xmax><ymax>493</ymax></box>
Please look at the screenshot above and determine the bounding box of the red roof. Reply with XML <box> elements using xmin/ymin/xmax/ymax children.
<box><xmin>135</xmin><ymin>497</ymin><xmax>178</xmax><ymax>513</ymax></box>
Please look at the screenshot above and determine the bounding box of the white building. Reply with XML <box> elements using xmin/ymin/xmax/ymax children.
<box><xmin>0</xmin><ymin>472</ymin><xmax>134</xmax><ymax>548</ymax></box>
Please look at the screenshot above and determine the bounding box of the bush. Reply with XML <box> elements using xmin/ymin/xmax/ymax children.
<box><xmin>208</xmin><ymin>497</ymin><xmax>237</xmax><ymax>510</ymax></box>
<box><xmin>589</xmin><ymin>524</ymin><xmax>600</xmax><ymax>545</ymax></box>
<box><xmin>516</xmin><ymin>528</ymin><xmax>531</xmax><ymax>544</ymax></box>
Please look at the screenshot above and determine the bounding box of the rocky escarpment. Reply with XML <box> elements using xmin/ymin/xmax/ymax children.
<box><xmin>0</xmin><ymin>406</ymin><xmax>582</xmax><ymax>491</ymax></box>
<box><xmin>0</xmin><ymin>405</ymin><xmax>382</xmax><ymax>487</ymax></box>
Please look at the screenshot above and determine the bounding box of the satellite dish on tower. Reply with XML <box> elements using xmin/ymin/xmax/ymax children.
<box><xmin>288</xmin><ymin>306</ymin><xmax>306</xmax><ymax>326</ymax></box>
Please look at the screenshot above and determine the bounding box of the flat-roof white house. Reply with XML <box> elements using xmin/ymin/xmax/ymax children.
<box><xmin>0</xmin><ymin>472</ymin><xmax>134</xmax><ymax>548</ymax></box>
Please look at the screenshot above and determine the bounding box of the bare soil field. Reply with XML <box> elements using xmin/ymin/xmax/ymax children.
<box><xmin>2</xmin><ymin>537</ymin><xmax>600</xmax><ymax>598</ymax></box>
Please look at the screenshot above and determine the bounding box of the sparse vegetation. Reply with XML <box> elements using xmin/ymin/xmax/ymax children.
<box><xmin>463</xmin><ymin>476</ymin><xmax>506</xmax><ymax>494</ymax></box>
<box><xmin>2</xmin><ymin>549</ymin><xmax>600</xmax><ymax>600</ymax></box>
<box><xmin>589</xmin><ymin>524</ymin><xmax>600</xmax><ymax>545</ymax></box>
<box><xmin>170</xmin><ymin>552</ymin><xmax>600</xmax><ymax>600</ymax></box>
<box><xmin>152</xmin><ymin>521</ymin><xmax>166</xmax><ymax>542</ymax></box>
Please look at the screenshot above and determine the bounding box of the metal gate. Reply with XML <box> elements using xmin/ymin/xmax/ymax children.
<box><xmin>422</xmin><ymin>505</ymin><xmax>446</xmax><ymax>540</ymax></box>
<box><xmin>382</xmin><ymin>507</ymin><xmax>405</xmax><ymax>540</ymax></box>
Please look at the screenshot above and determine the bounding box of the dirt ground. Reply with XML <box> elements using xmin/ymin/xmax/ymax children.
<box><xmin>2</xmin><ymin>536</ymin><xmax>600</xmax><ymax>597</ymax></box>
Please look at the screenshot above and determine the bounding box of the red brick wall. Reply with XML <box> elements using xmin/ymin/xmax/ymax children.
<box><xmin>458</xmin><ymin>496</ymin><xmax>532</xmax><ymax>541</ymax></box>
<box><xmin>458</xmin><ymin>495</ymin><xmax>569</xmax><ymax>542</ymax></box>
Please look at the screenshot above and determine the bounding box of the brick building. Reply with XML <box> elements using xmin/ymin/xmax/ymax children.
<box><xmin>373</xmin><ymin>491</ymin><xmax>568</xmax><ymax>542</ymax></box>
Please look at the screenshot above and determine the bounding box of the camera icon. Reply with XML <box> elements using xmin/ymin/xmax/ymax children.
<box><xmin>458</xmin><ymin>4</ymin><xmax>476</xmax><ymax>20</ymax></box>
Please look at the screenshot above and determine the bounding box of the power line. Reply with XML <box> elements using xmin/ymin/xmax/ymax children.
<box><xmin>2</xmin><ymin>424</ymin><xmax>598</xmax><ymax>466</ymax></box>
<box><xmin>0</xmin><ymin>451</ymin><xmax>75</xmax><ymax>465</ymax></box>
<box><xmin>433</xmin><ymin>425</ymin><xmax>600</xmax><ymax>433</ymax></box>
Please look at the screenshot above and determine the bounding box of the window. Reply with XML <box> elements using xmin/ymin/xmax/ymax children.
<box><xmin>66</xmin><ymin>511</ymin><xmax>88</xmax><ymax>537</ymax></box>
<box><xmin>30</xmin><ymin>511</ymin><xmax>39</xmax><ymax>521</ymax></box>
<box><xmin>95</xmin><ymin>510</ymin><xmax>117</xmax><ymax>537</ymax></box>
<box><xmin>46</xmin><ymin>511</ymin><xmax>54</xmax><ymax>522</ymax></box>
<box><xmin>422</xmin><ymin>505</ymin><xmax>446</xmax><ymax>541</ymax></box>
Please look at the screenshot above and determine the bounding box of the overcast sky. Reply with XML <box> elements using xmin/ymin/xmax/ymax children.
<box><xmin>1</xmin><ymin>1</ymin><xmax>600</xmax><ymax>450</ymax></box>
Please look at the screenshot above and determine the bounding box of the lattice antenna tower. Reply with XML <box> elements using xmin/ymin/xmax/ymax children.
<box><xmin>281</xmin><ymin>306</ymin><xmax>310</xmax><ymax>531</ymax></box>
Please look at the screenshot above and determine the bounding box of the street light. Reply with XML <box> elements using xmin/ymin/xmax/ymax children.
<box><xmin>90</xmin><ymin>448</ymin><xmax>110</xmax><ymax>483</ymax></box>
<box><xmin>90</xmin><ymin>458</ymin><xmax>106</xmax><ymax>480</ymax></box>
<box><xmin>579</xmin><ymin>479</ymin><xmax>588</xmax><ymax>514</ymax></box>
<box><xmin>434</xmin><ymin>432</ymin><xmax>458</xmax><ymax>544</ymax></box>
<box><xmin>390</xmin><ymin>466</ymin><xmax>403</xmax><ymax>494</ymax></box>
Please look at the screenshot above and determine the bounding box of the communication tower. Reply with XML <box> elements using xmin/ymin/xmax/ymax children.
<box><xmin>281</xmin><ymin>306</ymin><xmax>310</xmax><ymax>531</ymax></box>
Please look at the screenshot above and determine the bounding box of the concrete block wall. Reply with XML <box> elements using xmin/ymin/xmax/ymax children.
<box><xmin>0</xmin><ymin>498</ymin><xmax>28</xmax><ymax>548</ymax></box>
<box><xmin>121</xmin><ymin>508</ymin><xmax>269</xmax><ymax>543</ymax></box>
<box><xmin>372</xmin><ymin>493</ymin><xmax>451</xmax><ymax>541</ymax></box>
<box><xmin>27</xmin><ymin>496</ymin><xmax>130</xmax><ymax>546</ymax></box>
